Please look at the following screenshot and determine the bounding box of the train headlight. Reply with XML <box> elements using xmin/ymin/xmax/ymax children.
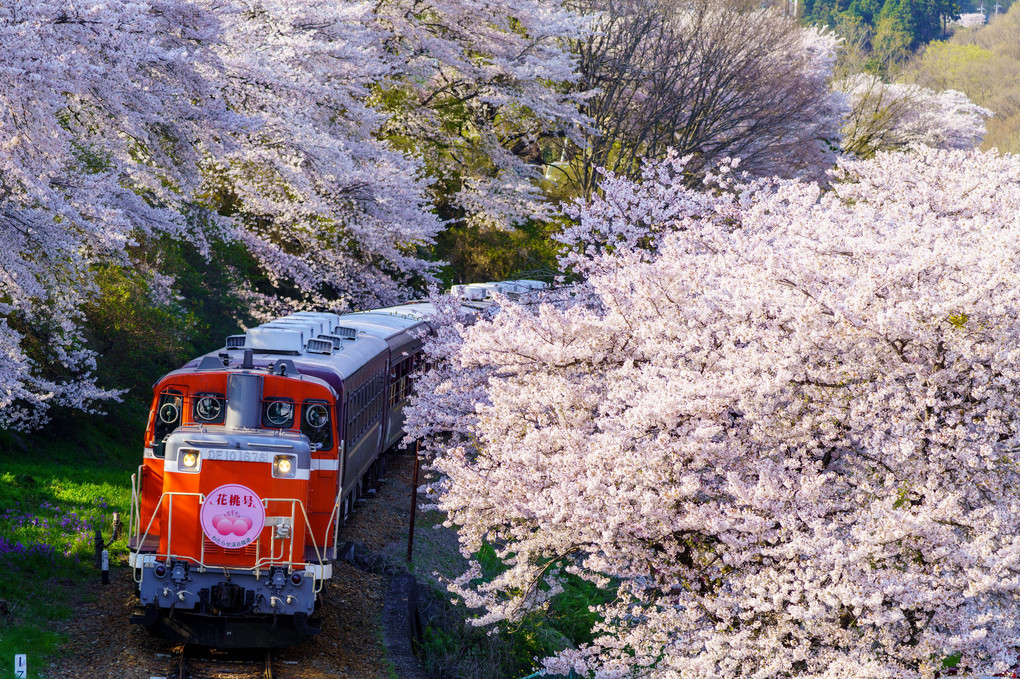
<box><xmin>179</xmin><ymin>448</ymin><xmax>201</xmax><ymax>472</ymax></box>
<box><xmin>273</xmin><ymin>454</ymin><xmax>297</xmax><ymax>479</ymax></box>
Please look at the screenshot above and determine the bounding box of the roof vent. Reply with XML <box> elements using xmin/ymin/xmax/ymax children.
<box><xmin>306</xmin><ymin>338</ymin><xmax>333</xmax><ymax>355</ymax></box>
<box><xmin>260</xmin><ymin>324</ymin><xmax>309</xmax><ymax>344</ymax></box>
<box><xmin>317</xmin><ymin>334</ymin><xmax>346</xmax><ymax>350</ymax></box>
<box><xmin>288</xmin><ymin>312</ymin><xmax>343</xmax><ymax>333</ymax></box>
<box><xmin>226</xmin><ymin>335</ymin><xmax>247</xmax><ymax>349</ymax></box>
<box><xmin>452</xmin><ymin>283</ymin><xmax>497</xmax><ymax>301</ymax></box>
<box><xmin>512</xmin><ymin>279</ymin><xmax>549</xmax><ymax>290</ymax></box>
<box><xmin>334</xmin><ymin>326</ymin><xmax>358</xmax><ymax>341</ymax></box>
<box><xmin>247</xmin><ymin>327</ymin><xmax>304</xmax><ymax>354</ymax></box>
<box><xmin>450</xmin><ymin>280</ymin><xmax>550</xmax><ymax>301</ymax></box>
<box><xmin>264</xmin><ymin>320</ymin><xmax>319</xmax><ymax>340</ymax></box>
<box><xmin>275</xmin><ymin>318</ymin><xmax>326</xmax><ymax>336</ymax></box>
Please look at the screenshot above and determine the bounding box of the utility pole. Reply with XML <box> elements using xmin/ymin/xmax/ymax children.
<box><xmin>406</xmin><ymin>440</ymin><xmax>420</xmax><ymax>563</ymax></box>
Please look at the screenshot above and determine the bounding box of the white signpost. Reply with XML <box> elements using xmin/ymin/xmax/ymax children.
<box><xmin>14</xmin><ymin>654</ymin><xmax>27</xmax><ymax>679</ymax></box>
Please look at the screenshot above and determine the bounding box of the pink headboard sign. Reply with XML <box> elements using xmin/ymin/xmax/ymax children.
<box><xmin>200</xmin><ymin>484</ymin><xmax>266</xmax><ymax>549</ymax></box>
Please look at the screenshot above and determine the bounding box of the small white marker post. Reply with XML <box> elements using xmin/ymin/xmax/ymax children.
<box><xmin>14</xmin><ymin>654</ymin><xmax>27</xmax><ymax>679</ymax></box>
<box><xmin>101</xmin><ymin>549</ymin><xmax>110</xmax><ymax>585</ymax></box>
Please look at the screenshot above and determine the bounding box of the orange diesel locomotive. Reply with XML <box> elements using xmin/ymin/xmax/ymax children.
<box><xmin>128</xmin><ymin>282</ymin><xmax>545</xmax><ymax>647</ymax></box>
<box><xmin>127</xmin><ymin>303</ymin><xmax>433</xmax><ymax>647</ymax></box>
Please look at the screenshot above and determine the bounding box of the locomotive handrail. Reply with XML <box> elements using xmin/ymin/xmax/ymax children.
<box><xmin>328</xmin><ymin>491</ymin><xmax>344</xmax><ymax>563</ymax></box>
<box><xmin>134</xmin><ymin>467</ymin><xmax>142</xmax><ymax>536</ymax></box>
<box><xmin>252</xmin><ymin>496</ymin><xmax>326</xmax><ymax>595</ymax></box>
<box><xmin>128</xmin><ymin>468</ymin><xmax>141</xmax><ymax>547</ymax></box>
<box><xmin>130</xmin><ymin>490</ymin><xmax>328</xmax><ymax>594</ymax></box>
<box><xmin>167</xmin><ymin>492</ymin><xmax>204</xmax><ymax>566</ymax></box>
<box><xmin>132</xmin><ymin>490</ymin><xmax>206</xmax><ymax>583</ymax></box>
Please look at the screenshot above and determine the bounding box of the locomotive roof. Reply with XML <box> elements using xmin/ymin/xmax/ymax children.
<box><xmin>366</xmin><ymin>303</ymin><xmax>438</xmax><ymax>319</ymax></box>
<box><xmin>339</xmin><ymin>311</ymin><xmax>426</xmax><ymax>338</ymax></box>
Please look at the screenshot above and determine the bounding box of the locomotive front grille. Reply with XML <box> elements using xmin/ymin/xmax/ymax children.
<box><xmin>204</xmin><ymin>539</ymin><xmax>257</xmax><ymax>557</ymax></box>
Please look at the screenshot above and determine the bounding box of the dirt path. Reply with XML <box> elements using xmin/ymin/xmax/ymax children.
<box><xmin>44</xmin><ymin>449</ymin><xmax>420</xmax><ymax>679</ymax></box>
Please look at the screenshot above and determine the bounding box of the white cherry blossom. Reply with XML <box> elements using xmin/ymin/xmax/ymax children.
<box><xmin>409</xmin><ymin>147</ymin><xmax>1020</xmax><ymax>678</ymax></box>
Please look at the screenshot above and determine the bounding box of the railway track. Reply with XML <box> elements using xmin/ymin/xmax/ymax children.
<box><xmin>177</xmin><ymin>647</ymin><xmax>274</xmax><ymax>679</ymax></box>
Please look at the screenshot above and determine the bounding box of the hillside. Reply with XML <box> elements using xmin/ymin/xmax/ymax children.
<box><xmin>903</xmin><ymin>3</ymin><xmax>1020</xmax><ymax>151</ymax></box>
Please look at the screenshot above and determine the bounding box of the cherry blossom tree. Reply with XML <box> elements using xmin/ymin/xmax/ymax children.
<box><xmin>408</xmin><ymin>147</ymin><xmax>1020</xmax><ymax>678</ymax></box>
<box><xmin>555</xmin><ymin>0</ymin><xmax>847</xmax><ymax>196</ymax></box>
<box><xmin>0</xmin><ymin>0</ymin><xmax>443</xmax><ymax>426</ymax></box>
<box><xmin>0</xmin><ymin>0</ymin><xmax>231</xmax><ymax>427</ymax></box>
<box><xmin>838</xmin><ymin>74</ymin><xmax>993</xmax><ymax>156</ymax></box>
<box><xmin>203</xmin><ymin>0</ymin><xmax>445</xmax><ymax>312</ymax></box>
<box><xmin>371</xmin><ymin>0</ymin><xmax>589</xmax><ymax>230</ymax></box>
<box><xmin>953</xmin><ymin>12</ymin><xmax>987</xmax><ymax>28</ymax></box>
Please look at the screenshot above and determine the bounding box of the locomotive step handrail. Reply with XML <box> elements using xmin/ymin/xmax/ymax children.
<box><xmin>128</xmin><ymin>467</ymin><xmax>141</xmax><ymax>549</ymax></box>
<box><xmin>250</xmin><ymin>496</ymin><xmax>327</xmax><ymax>595</ymax></box>
<box><xmin>130</xmin><ymin>490</ymin><xmax>205</xmax><ymax>584</ymax></box>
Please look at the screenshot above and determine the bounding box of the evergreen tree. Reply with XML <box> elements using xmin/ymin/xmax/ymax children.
<box><xmin>805</xmin><ymin>0</ymin><xmax>959</xmax><ymax>53</ymax></box>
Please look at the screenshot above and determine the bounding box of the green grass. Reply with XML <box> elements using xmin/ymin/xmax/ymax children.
<box><xmin>0</xmin><ymin>419</ymin><xmax>139</xmax><ymax>679</ymax></box>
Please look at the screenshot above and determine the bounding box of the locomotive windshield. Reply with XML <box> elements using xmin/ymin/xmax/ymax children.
<box><xmin>153</xmin><ymin>388</ymin><xmax>184</xmax><ymax>456</ymax></box>
<box><xmin>301</xmin><ymin>400</ymin><xmax>332</xmax><ymax>450</ymax></box>
<box><xmin>262</xmin><ymin>398</ymin><xmax>295</xmax><ymax>428</ymax></box>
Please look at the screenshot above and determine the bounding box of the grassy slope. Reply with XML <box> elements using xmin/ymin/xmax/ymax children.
<box><xmin>0</xmin><ymin>416</ymin><xmax>140</xmax><ymax>679</ymax></box>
